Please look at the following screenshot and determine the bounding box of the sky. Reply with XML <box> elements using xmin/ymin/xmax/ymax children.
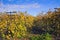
<box><xmin>0</xmin><ymin>0</ymin><xmax>60</xmax><ymax>16</ymax></box>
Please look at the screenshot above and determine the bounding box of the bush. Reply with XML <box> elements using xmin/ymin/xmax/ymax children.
<box><xmin>29</xmin><ymin>33</ymin><xmax>52</xmax><ymax>40</ymax></box>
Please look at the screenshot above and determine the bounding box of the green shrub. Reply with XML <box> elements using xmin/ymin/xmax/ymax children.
<box><xmin>29</xmin><ymin>33</ymin><xmax>52</xmax><ymax>40</ymax></box>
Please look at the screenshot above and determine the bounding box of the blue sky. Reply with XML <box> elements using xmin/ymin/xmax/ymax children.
<box><xmin>0</xmin><ymin>0</ymin><xmax>60</xmax><ymax>16</ymax></box>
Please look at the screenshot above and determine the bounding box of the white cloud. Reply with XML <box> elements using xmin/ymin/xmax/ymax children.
<box><xmin>7</xmin><ymin>3</ymin><xmax>40</xmax><ymax>8</ymax></box>
<box><xmin>0</xmin><ymin>3</ymin><xmax>40</xmax><ymax>12</ymax></box>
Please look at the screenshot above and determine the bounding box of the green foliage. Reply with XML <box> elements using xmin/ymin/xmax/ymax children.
<box><xmin>34</xmin><ymin>8</ymin><xmax>60</xmax><ymax>36</ymax></box>
<box><xmin>29</xmin><ymin>33</ymin><xmax>52</xmax><ymax>40</ymax></box>
<box><xmin>0</xmin><ymin>13</ymin><xmax>27</xmax><ymax>39</ymax></box>
<box><xmin>45</xmin><ymin>33</ymin><xmax>52</xmax><ymax>40</ymax></box>
<box><xmin>0</xmin><ymin>8</ymin><xmax>60</xmax><ymax>40</ymax></box>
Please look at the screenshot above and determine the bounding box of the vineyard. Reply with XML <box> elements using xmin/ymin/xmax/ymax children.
<box><xmin>0</xmin><ymin>8</ymin><xmax>60</xmax><ymax>40</ymax></box>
